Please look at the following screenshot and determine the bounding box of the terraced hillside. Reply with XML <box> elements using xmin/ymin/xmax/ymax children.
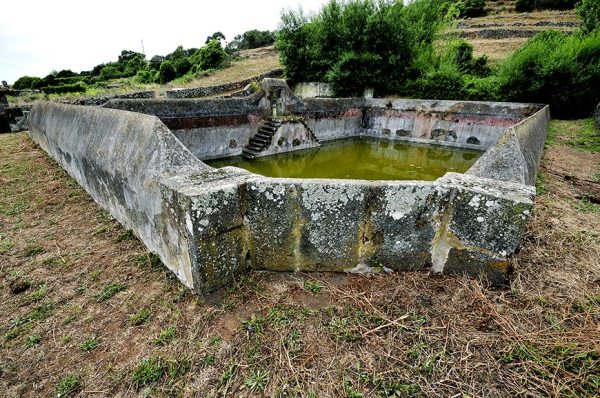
<box><xmin>457</xmin><ymin>9</ymin><xmax>580</xmax><ymax>62</ymax></box>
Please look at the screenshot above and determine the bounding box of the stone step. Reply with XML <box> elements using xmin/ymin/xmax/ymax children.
<box><xmin>258</xmin><ymin>128</ymin><xmax>275</xmax><ymax>136</ymax></box>
<box><xmin>256</xmin><ymin>132</ymin><xmax>273</xmax><ymax>139</ymax></box>
<box><xmin>247</xmin><ymin>143</ymin><xmax>264</xmax><ymax>151</ymax></box>
<box><xmin>252</xmin><ymin>137</ymin><xmax>270</xmax><ymax>146</ymax></box>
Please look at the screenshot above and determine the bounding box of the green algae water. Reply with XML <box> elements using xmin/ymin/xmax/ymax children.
<box><xmin>207</xmin><ymin>138</ymin><xmax>482</xmax><ymax>181</ymax></box>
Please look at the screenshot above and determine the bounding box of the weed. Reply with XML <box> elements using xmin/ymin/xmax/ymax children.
<box><xmin>304</xmin><ymin>279</ymin><xmax>323</xmax><ymax>293</ymax></box>
<box><xmin>97</xmin><ymin>282</ymin><xmax>127</xmax><ymax>301</ymax></box>
<box><xmin>244</xmin><ymin>369</ymin><xmax>269</xmax><ymax>393</ymax></box>
<box><xmin>208</xmin><ymin>335</ymin><xmax>222</xmax><ymax>347</ymax></box>
<box><xmin>22</xmin><ymin>244</ymin><xmax>44</xmax><ymax>257</ymax></box>
<box><xmin>55</xmin><ymin>374</ymin><xmax>81</xmax><ymax>397</ymax></box>
<box><xmin>573</xmin><ymin>196</ymin><xmax>600</xmax><ymax>213</ymax></box>
<box><xmin>42</xmin><ymin>256</ymin><xmax>68</xmax><ymax>267</ymax></box>
<box><xmin>129</xmin><ymin>307</ymin><xmax>152</xmax><ymax>326</ymax></box>
<box><xmin>591</xmin><ymin>172</ymin><xmax>600</xmax><ymax>182</ymax></box>
<box><xmin>201</xmin><ymin>354</ymin><xmax>216</xmax><ymax>367</ymax></box>
<box><xmin>29</xmin><ymin>284</ymin><xmax>48</xmax><ymax>301</ymax></box>
<box><xmin>217</xmin><ymin>362</ymin><xmax>238</xmax><ymax>389</ymax></box>
<box><xmin>116</xmin><ymin>229</ymin><xmax>136</xmax><ymax>242</ymax></box>
<box><xmin>243</xmin><ymin>314</ymin><xmax>266</xmax><ymax>336</ymax></box>
<box><xmin>26</xmin><ymin>335</ymin><xmax>41</xmax><ymax>348</ymax></box>
<box><xmin>132</xmin><ymin>252</ymin><xmax>163</xmax><ymax>270</ymax></box>
<box><xmin>536</xmin><ymin>172</ymin><xmax>548</xmax><ymax>195</ymax></box>
<box><xmin>343</xmin><ymin>378</ymin><xmax>364</xmax><ymax>398</ymax></box>
<box><xmin>132</xmin><ymin>357</ymin><xmax>166</xmax><ymax>387</ymax></box>
<box><xmin>80</xmin><ymin>335</ymin><xmax>100</xmax><ymax>352</ymax></box>
<box><xmin>154</xmin><ymin>326</ymin><xmax>176</xmax><ymax>345</ymax></box>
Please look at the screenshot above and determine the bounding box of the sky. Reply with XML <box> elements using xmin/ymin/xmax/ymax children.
<box><xmin>0</xmin><ymin>0</ymin><xmax>330</xmax><ymax>84</ymax></box>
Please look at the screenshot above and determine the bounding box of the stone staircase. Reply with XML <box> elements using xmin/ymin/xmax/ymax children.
<box><xmin>242</xmin><ymin>118</ymin><xmax>282</xmax><ymax>159</ymax></box>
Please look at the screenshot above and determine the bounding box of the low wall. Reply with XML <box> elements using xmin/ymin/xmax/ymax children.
<box><xmin>28</xmin><ymin>101</ymin><xmax>252</xmax><ymax>293</ymax></box>
<box><xmin>165</xmin><ymin>69</ymin><xmax>283</xmax><ymax>99</ymax></box>
<box><xmin>467</xmin><ymin>106</ymin><xmax>550</xmax><ymax>185</ymax></box>
<box><xmin>60</xmin><ymin>90</ymin><xmax>155</xmax><ymax>106</ymax></box>
<box><xmin>293</xmin><ymin>82</ymin><xmax>334</xmax><ymax>98</ymax></box>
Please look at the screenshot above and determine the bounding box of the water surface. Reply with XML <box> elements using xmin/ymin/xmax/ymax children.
<box><xmin>207</xmin><ymin>138</ymin><xmax>482</xmax><ymax>181</ymax></box>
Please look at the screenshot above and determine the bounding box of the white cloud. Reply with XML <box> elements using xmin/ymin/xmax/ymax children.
<box><xmin>0</xmin><ymin>0</ymin><xmax>328</xmax><ymax>83</ymax></box>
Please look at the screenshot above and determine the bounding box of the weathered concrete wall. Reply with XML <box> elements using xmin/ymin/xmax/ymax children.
<box><xmin>29</xmin><ymin>97</ymin><xmax>548</xmax><ymax>294</ymax></box>
<box><xmin>243</xmin><ymin>173</ymin><xmax>534</xmax><ymax>283</ymax></box>
<box><xmin>467</xmin><ymin>106</ymin><xmax>550</xmax><ymax>186</ymax></box>
<box><xmin>27</xmin><ymin>102</ymin><xmax>251</xmax><ymax>293</ymax></box>
<box><xmin>59</xmin><ymin>90</ymin><xmax>156</xmax><ymax>106</ymax></box>
<box><xmin>293</xmin><ymin>82</ymin><xmax>334</xmax><ymax>98</ymax></box>
<box><xmin>103</xmin><ymin>96</ymin><xmax>265</xmax><ymax>160</ymax></box>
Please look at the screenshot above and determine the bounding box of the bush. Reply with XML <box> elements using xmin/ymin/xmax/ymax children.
<box><xmin>156</xmin><ymin>61</ymin><xmax>177</xmax><ymax>84</ymax></box>
<box><xmin>515</xmin><ymin>0</ymin><xmax>576</xmax><ymax>12</ymax></box>
<box><xmin>226</xmin><ymin>30</ymin><xmax>276</xmax><ymax>52</ymax></box>
<box><xmin>41</xmin><ymin>82</ymin><xmax>87</xmax><ymax>94</ymax></box>
<box><xmin>195</xmin><ymin>39</ymin><xmax>228</xmax><ymax>70</ymax></box>
<box><xmin>135</xmin><ymin>69</ymin><xmax>155</xmax><ymax>84</ymax></box>
<box><xmin>577</xmin><ymin>0</ymin><xmax>600</xmax><ymax>34</ymax></box>
<box><xmin>494</xmin><ymin>30</ymin><xmax>600</xmax><ymax>118</ymax></box>
<box><xmin>12</xmin><ymin>76</ymin><xmax>41</xmax><ymax>90</ymax></box>
<box><xmin>459</xmin><ymin>0</ymin><xmax>486</xmax><ymax>17</ymax></box>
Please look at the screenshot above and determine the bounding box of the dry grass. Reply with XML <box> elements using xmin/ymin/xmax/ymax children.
<box><xmin>455</xmin><ymin>9</ymin><xmax>580</xmax><ymax>63</ymax></box>
<box><xmin>164</xmin><ymin>47</ymin><xmax>281</xmax><ymax>90</ymax></box>
<box><xmin>0</xmin><ymin>119</ymin><xmax>598</xmax><ymax>397</ymax></box>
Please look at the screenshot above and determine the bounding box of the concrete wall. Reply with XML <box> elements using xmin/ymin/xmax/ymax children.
<box><xmin>27</xmin><ymin>102</ymin><xmax>252</xmax><ymax>293</ymax></box>
<box><xmin>29</xmin><ymin>98</ymin><xmax>548</xmax><ymax>294</ymax></box>
<box><xmin>293</xmin><ymin>82</ymin><xmax>334</xmax><ymax>98</ymax></box>
<box><xmin>104</xmin><ymin>96</ymin><xmax>264</xmax><ymax>160</ymax></box>
<box><xmin>467</xmin><ymin>106</ymin><xmax>550</xmax><ymax>186</ymax></box>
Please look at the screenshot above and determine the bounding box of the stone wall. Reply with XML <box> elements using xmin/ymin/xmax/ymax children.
<box><xmin>165</xmin><ymin>69</ymin><xmax>283</xmax><ymax>99</ymax></box>
<box><xmin>59</xmin><ymin>90</ymin><xmax>156</xmax><ymax>106</ymax></box>
<box><xmin>27</xmin><ymin>101</ymin><xmax>251</xmax><ymax>293</ymax></box>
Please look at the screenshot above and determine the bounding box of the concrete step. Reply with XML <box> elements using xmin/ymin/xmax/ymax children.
<box><xmin>253</xmin><ymin>138</ymin><xmax>270</xmax><ymax>146</ymax></box>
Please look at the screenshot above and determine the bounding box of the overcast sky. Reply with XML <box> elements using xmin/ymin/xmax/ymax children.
<box><xmin>0</xmin><ymin>0</ymin><xmax>330</xmax><ymax>84</ymax></box>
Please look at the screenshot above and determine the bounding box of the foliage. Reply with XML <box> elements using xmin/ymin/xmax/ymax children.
<box><xmin>195</xmin><ymin>39</ymin><xmax>228</xmax><ymax>71</ymax></box>
<box><xmin>226</xmin><ymin>29</ymin><xmax>276</xmax><ymax>52</ymax></box>
<box><xmin>515</xmin><ymin>0</ymin><xmax>576</xmax><ymax>12</ymax></box>
<box><xmin>456</xmin><ymin>0</ymin><xmax>486</xmax><ymax>17</ymax></box>
<box><xmin>493</xmin><ymin>30</ymin><xmax>600</xmax><ymax>118</ymax></box>
<box><xmin>55</xmin><ymin>374</ymin><xmax>81</xmax><ymax>397</ymax></box>
<box><xmin>277</xmin><ymin>0</ymin><xmax>447</xmax><ymax>96</ymax></box>
<box><xmin>156</xmin><ymin>61</ymin><xmax>177</xmax><ymax>84</ymax></box>
<box><xmin>577</xmin><ymin>0</ymin><xmax>600</xmax><ymax>34</ymax></box>
<box><xmin>12</xmin><ymin>76</ymin><xmax>41</xmax><ymax>90</ymax></box>
<box><xmin>41</xmin><ymin>82</ymin><xmax>87</xmax><ymax>94</ymax></box>
<box><xmin>206</xmin><ymin>31</ymin><xmax>226</xmax><ymax>44</ymax></box>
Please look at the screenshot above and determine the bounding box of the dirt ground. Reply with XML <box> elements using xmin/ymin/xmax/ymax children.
<box><xmin>0</xmin><ymin>118</ymin><xmax>598</xmax><ymax>397</ymax></box>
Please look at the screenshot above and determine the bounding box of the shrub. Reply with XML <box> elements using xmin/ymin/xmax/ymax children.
<box><xmin>577</xmin><ymin>0</ymin><xmax>600</xmax><ymax>34</ymax></box>
<box><xmin>13</xmin><ymin>76</ymin><xmax>41</xmax><ymax>90</ymax></box>
<box><xmin>494</xmin><ymin>30</ymin><xmax>600</xmax><ymax>118</ymax></box>
<box><xmin>195</xmin><ymin>39</ymin><xmax>228</xmax><ymax>71</ymax></box>
<box><xmin>459</xmin><ymin>0</ymin><xmax>486</xmax><ymax>17</ymax></box>
<box><xmin>41</xmin><ymin>82</ymin><xmax>87</xmax><ymax>94</ymax></box>
<box><xmin>135</xmin><ymin>69</ymin><xmax>154</xmax><ymax>84</ymax></box>
<box><xmin>156</xmin><ymin>61</ymin><xmax>177</xmax><ymax>84</ymax></box>
<box><xmin>226</xmin><ymin>30</ymin><xmax>276</xmax><ymax>52</ymax></box>
<box><xmin>515</xmin><ymin>0</ymin><xmax>576</xmax><ymax>12</ymax></box>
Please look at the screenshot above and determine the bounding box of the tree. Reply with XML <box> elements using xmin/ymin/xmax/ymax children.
<box><xmin>205</xmin><ymin>31</ymin><xmax>226</xmax><ymax>44</ymax></box>
<box><xmin>577</xmin><ymin>0</ymin><xmax>600</xmax><ymax>33</ymax></box>
<box><xmin>156</xmin><ymin>61</ymin><xmax>177</xmax><ymax>84</ymax></box>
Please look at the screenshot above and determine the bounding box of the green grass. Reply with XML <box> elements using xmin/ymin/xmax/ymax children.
<box><xmin>573</xmin><ymin>196</ymin><xmax>600</xmax><ymax>213</ymax></box>
<box><xmin>55</xmin><ymin>374</ymin><xmax>81</xmax><ymax>397</ymax></box>
<box><xmin>547</xmin><ymin>119</ymin><xmax>600</xmax><ymax>152</ymax></box>
<box><xmin>26</xmin><ymin>335</ymin><xmax>41</xmax><ymax>348</ymax></box>
<box><xmin>303</xmin><ymin>279</ymin><xmax>324</xmax><ymax>293</ymax></box>
<box><xmin>154</xmin><ymin>326</ymin><xmax>176</xmax><ymax>345</ymax></box>
<box><xmin>244</xmin><ymin>369</ymin><xmax>269</xmax><ymax>393</ymax></box>
<box><xmin>80</xmin><ymin>335</ymin><xmax>100</xmax><ymax>352</ymax></box>
<box><xmin>129</xmin><ymin>307</ymin><xmax>152</xmax><ymax>326</ymax></box>
<box><xmin>132</xmin><ymin>357</ymin><xmax>166</xmax><ymax>387</ymax></box>
<box><xmin>97</xmin><ymin>282</ymin><xmax>128</xmax><ymax>302</ymax></box>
